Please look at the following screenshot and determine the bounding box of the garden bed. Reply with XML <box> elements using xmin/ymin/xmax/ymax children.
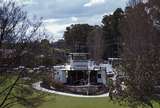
<box><xmin>40</xmin><ymin>81</ymin><xmax>108</xmax><ymax>96</ymax></box>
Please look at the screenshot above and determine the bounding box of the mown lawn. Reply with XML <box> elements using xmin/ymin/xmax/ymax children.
<box><xmin>12</xmin><ymin>94</ymin><xmax>160</xmax><ymax>108</ymax></box>
<box><xmin>40</xmin><ymin>95</ymin><xmax>125</xmax><ymax>108</ymax></box>
<box><xmin>1</xmin><ymin>75</ymin><xmax>159</xmax><ymax>108</ymax></box>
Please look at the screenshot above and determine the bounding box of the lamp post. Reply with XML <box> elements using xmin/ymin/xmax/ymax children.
<box><xmin>88</xmin><ymin>70</ymin><xmax>91</xmax><ymax>86</ymax></box>
<box><xmin>87</xmin><ymin>70</ymin><xmax>91</xmax><ymax>95</ymax></box>
<box><xmin>87</xmin><ymin>60</ymin><xmax>92</xmax><ymax>95</ymax></box>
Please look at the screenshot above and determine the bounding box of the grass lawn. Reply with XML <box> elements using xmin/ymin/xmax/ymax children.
<box><xmin>41</xmin><ymin>95</ymin><xmax>125</xmax><ymax>108</ymax></box>
<box><xmin>12</xmin><ymin>93</ymin><xmax>160</xmax><ymax>108</ymax></box>
<box><xmin>1</xmin><ymin>76</ymin><xmax>159</xmax><ymax>108</ymax></box>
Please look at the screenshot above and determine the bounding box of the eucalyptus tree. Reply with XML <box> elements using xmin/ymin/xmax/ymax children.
<box><xmin>102</xmin><ymin>8</ymin><xmax>124</xmax><ymax>59</ymax></box>
<box><xmin>64</xmin><ymin>24</ymin><xmax>93</xmax><ymax>52</ymax></box>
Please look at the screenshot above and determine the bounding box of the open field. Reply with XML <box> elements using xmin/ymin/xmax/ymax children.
<box><xmin>12</xmin><ymin>93</ymin><xmax>160</xmax><ymax>108</ymax></box>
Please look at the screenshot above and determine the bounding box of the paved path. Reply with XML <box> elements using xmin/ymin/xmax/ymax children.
<box><xmin>32</xmin><ymin>81</ymin><xmax>109</xmax><ymax>98</ymax></box>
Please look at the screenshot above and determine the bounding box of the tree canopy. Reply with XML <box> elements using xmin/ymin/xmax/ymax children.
<box><xmin>112</xmin><ymin>0</ymin><xmax>160</xmax><ymax>108</ymax></box>
<box><xmin>102</xmin><ymin>8</ymin><xmax>124</xmax><ymax>59</ymax></box>
<box><xmin>64</xmin><ymin>24</ymin><xmax>93</xmax><ymax>52</ymax></box>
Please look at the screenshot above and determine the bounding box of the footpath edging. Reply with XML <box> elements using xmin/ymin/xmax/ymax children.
<box><xmin>32</xmin><ymin>81</ymin><xmax>109</xmax><ymax>98</ymax></box>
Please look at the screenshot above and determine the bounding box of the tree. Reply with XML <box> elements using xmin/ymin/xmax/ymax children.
<box><xmin>87</xmin><ymin>25</ymin><xmax>104</xmax><ymax>62</ymax></box>
<box><xmin>102</xmin><ymin>8</ymin><xmax>124</xmax><ymax>59</ymax></box>
<box><xmin>64</xmin><ymin>24</ymin><xmax>93</xmax><ymax>52</ymax></box>
<box><xmin>0</xmin><ymin>0</ymin><xmax>47</xmax><ymax>108</ymax></box>
<box><xmin>52</xmin><ymin>39</ymin><xmax>66</xmax><ymax>49</ymax></box>
<box><xmin>148</xmin><ymin>0</ymin><xmax>160</xmax><ymax>30</ymax></box>
<box><xmin>113</xmin><ymin>0</ymin><xmax>160</xmax><ymax>107</ymax></box>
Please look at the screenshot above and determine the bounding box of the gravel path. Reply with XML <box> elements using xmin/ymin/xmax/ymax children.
<box><xmin>32</xmin><ymin>81</ymin><xmax>109</xmax><ymax>98</ymax></box>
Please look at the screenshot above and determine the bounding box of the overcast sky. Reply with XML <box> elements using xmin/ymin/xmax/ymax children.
<box><xmin>16</xmin><ymin>0</ymin><xmax>128</xmax><ymax>41</ymax></box>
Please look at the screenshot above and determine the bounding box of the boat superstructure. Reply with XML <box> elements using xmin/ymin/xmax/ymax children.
<box><xmin>54</xmin><ymin>53</ymin><xmax>114</xmax><ymax>85</ymax></box>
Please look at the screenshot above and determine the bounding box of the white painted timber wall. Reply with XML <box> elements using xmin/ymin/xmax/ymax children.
<box><xmin>54</xmin><ymin>70</ymin><xmax>67</xmax><ymax>83</ymax></box>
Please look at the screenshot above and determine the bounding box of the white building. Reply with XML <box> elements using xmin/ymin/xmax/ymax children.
<box><xmin>54</xmin><ymin>53</ymin><xmax>114</xmax><ymax>85</ymax></box>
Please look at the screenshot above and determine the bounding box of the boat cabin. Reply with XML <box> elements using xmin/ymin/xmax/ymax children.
<box><xmin>54</xmin><ymin>53</ymin><xmax>114</xmax><ymax>85</ymax></box>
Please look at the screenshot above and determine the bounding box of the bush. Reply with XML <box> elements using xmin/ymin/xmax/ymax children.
<box><xmin>51</xmin><ymin>81</ymin><xmax>64</xmax><ymax>90</ymax></box>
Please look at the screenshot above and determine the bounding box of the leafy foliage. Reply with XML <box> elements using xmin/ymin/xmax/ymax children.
<box><xmin>112</xmin><ymin>0</ymin><xmax>160</xmax><ymax>108</ymax></box>
<box><xmin>0</xmin><ymin>0</ymin><xmax>50</xmax><ymax>108</ymax></box>
<box><xmin>64</xmin><ymin>24</ymin><xmax>93</xmax><ymax>52</ymax></box>
<box><xmin>102</xmin><ymin>8</ymin><xmax>124</xmax><ymax>59</ymax></box>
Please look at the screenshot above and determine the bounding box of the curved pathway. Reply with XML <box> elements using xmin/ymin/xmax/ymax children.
<box><xmin>33</xmin><ymin>81</ymin><xmax>109</xmax><ymax>98</ymax></box>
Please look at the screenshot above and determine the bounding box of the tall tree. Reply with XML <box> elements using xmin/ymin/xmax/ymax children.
<box><xmin>102</xmin><ymin>8</ymin><xmax>124</xmax><ymax>59</ymax></box>
<box><xmin>113</xmin><ymin>0</ymin><xmax>160</xmax><ymax>107</ymax></box>
<box><xmin>87</xmin><ymin>25</ymin><xmax>104</xmax><ymax>62</ymax></box>
<box><xmin>64</xmin><ymin>24</ymin><xmax>93</xmax><ymax>52</ymax></box>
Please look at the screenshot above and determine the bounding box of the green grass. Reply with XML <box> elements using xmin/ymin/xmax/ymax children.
<box><xmin>13</xmin><ymin>94</ymin><xmax>126</xmax><ymax>108</ymax></box>
<box><xmin>1</xmin><ymin>75</ymin><xmax>159</xmax><ymax>108</ymax></box>
<box><xmin>12</xmin><ymin>93</ymin><xmax>160</xmax><ymax>108</ymax></box>
<box><xmin>41</xmin><ymin>95</ymin><xmax>126</xmax><ymax>108</ymax></box>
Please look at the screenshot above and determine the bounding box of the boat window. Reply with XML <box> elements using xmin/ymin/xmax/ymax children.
<box><xmin>98</xmin><ymin>74</ymin><xmax>101</xmax><ymax>78</ymax></box>
<box><xmin>73</xmin><ymin>55</ymin><xmax>88</xmax><ymax>60</ymax></box>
